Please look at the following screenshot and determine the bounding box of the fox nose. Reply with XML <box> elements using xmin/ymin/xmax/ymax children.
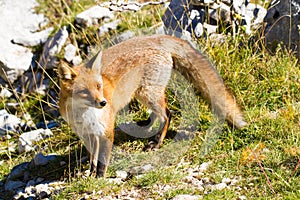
<box><xmin>100</xmin><ymin>100</ymin><xmax>106</xmax><ymax>107</ymax></box>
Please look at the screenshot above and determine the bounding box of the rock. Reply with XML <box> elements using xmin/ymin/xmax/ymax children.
<box><xmin>18</xmin><ymin>129</ymin><xmax>53</xmax><ymax>153</ymax></box>
<box><xmin>7</xmin><ymin>162</ymin><xmax>29</xmax><ymax>180</ymax></box>
<box><xmin>115</xmin><ymin>170</ymin><xmax>128</xmax><ymax>179</ymax></box>
<box><xmin>107</xmin><ymin>178</ymin><xmax>123</xmax><ymax>185</ymax></box>
<box><xmin>162</xmin><ymin>0</ymin><xmax>197</xmax><ymax>37</ymax></box>
<box><xmin>183</xmin><ymin>176</ymin><xmax>205</xmax><ymax>191</ymax></box>
<box><xmin>4</xmin><ymin>180</ymin><xmax>26</xmax><ymax>191</ymax></box>
<box><xmin>238</xmin><ymin>195</ymin><xmax>247</xmax><ymax>200</ymax></box>
<box><xmin>0</xmin><ymin>87</ymin><xmax>12</xmax><ymax>98</ymax></box>
<box><xmin>221</xmin><ymin>177</ymin><xmax>231</xmax><ymax>184</ymax></box>
<box><xmin>129</xmin><ymin>164</ymin><xmax>154</xmax><ymax>175</ymax></box>
<box><xmin>35</xmin><ymin>183</ymin><xmax>51</xmax><ymax>199</ymax></box>
<box><xmin>38</xmin><ymin>26</ymin><xmax>69</xmax><ymax>70</ymax></box>
<box><xmin>209</xmin><ymin>182</ymin><xmax>228</xmax><ymax>191</ymax></box>
<box><xmin>64</xmin><ymin>43</ymin><xmax>77</xmax><ymax>63</ymax></box>
<box><xmin>162</xmin><ymin>0</ymin><xmax>267</xmax><ymax>37</ymax></box>
<box><xmin>199</xmin><ymin>161</ymin><xmax>212</xmax><ymax>172</ymax></box>
<box><xmin>0</xmin><ymin>0</ymin><xmax>51</xmax><ymax>83</ymax></box>
<box><xmin>241</xmin><ymin>3</ymin><xmax>267</xmax><ymax>34</ymax></box>
<box><xmin>13</xmin><ymin>27</ymin><xmax>54</xmax><ymax>47</ymax></box>
<box><xmin>264</xmin><ymin>0</ymin><xmax>300</xmax><ymax>56</ymax></box>
<box><xmin>98</xmin><ymin>20</ymin><xmax>120</xmax><ymax>37</ymax></box>
<box><xmin>63</xmin><ymin>44</ymin><xmax>82</xmax><ymax>65</ymax></box>
<box><xmin>113</xmin><ymin>30</ymin><xmax>136</xmax><ymax>44</ymax></box>
<box><xmin>76</xmin><ymin>5</ymin><xmax>114</xmax><ymax>27</ymax></box>
<box><xmin>172</xmin><ymin>194</ymin><xmax>203</xmax><ymax>200</ymax></box>
<box><xmin>0</xmin><ymin>109</ymin><xmax>21</xmax><ymax>135</ymax></box>
<box><xmin>33</xmin><ymin>152</ymin><xmax>58</xmax><ymax>166</ymax></box>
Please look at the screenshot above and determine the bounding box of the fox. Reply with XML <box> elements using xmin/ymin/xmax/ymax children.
<box><xmin>58</xmin><ymin>34</ymin><xmax>247</xmax><ymax>177</ymax></box>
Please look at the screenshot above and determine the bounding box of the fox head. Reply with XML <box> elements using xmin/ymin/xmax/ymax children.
<box><xmin>58</xmin><ymin>51</ymin><xmax>107</xmax><ymax>109</ymax></box>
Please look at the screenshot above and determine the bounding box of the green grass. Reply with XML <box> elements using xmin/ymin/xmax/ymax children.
<box><xmin>0</xmin><ymin>0</ymin><xmax>300</xmax><ymax>199</ymax></box>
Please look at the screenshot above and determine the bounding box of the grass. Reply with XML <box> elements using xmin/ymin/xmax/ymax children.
<box><xmin>0</xmin><ymin>0</ymin><xmax>300</xmax><ymax>199</ymax></box>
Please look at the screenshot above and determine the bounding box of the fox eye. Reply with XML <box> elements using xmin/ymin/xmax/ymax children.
<box><xmin>96</xmin><ymin>83</ymin><xmax>101</xmax><ymax>90</ymax></box>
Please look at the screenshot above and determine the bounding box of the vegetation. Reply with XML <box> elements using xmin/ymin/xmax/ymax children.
<box><xmin>0</xmin><ymin>0</ymin><xmax>299</xmax><ymax>199</ymax></box>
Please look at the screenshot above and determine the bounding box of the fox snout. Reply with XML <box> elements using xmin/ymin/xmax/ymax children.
<box><xmin>95</xmin><ymin>99</ymin><xmax>107</xmax><ymax>108</ymax></box>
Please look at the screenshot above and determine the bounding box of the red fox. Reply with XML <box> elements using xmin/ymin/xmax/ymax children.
<box><xmin>58</xmin><ymin>34</ymin><xmax>247</xmax><ymax>177</ymax></box>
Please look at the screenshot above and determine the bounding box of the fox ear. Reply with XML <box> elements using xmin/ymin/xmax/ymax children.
<box><xmin>58</xmin><ymin>61</ymin><xmax>77</xmax><ymax>80</ymax></box>
<box><xmin>91</xmin><ymin>51</ymin><xmax>102</xmax><ymax>73</ymax></box>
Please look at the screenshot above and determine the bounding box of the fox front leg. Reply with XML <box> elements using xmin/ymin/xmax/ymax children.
<box><xmin>81</xmin><ymin>134</ymin><xmax>113</xmax><ymax>177</ymax></box>
<box><xmin>91</xmin><ymin>135</ymin><xmax>113</xmax><ymax>177</ymax></box>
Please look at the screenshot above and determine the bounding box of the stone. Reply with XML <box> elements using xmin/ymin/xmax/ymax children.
<box><xmin>209</xmin><ymin>182</ymin><xmax>228</xmax><ymax>190</ymax></box>
<box><xmin>0</xmin><ymin>0</ymin><xmax>51</xmax><ymax>83</ymax></box>
<box><xmin>199</xmin><ymin>161</ymin><xmax>212</xmax><ymax>172</ymax></box>
<box><xmin>238</xmin><ymin>195</ymin><xmax>247</xmax><ymax>200</ymax></box>
<box><xmin>264</xmin><ymin>0</ymin><xmax>300</xmax><ymax>56</ymax></box>
<box><xmin>98</xmin><ymin>20</ymin><xmax>120</xmax><ymax>37</ymax></box>
<box><xmin>35</xmin><ymin>183</ymin><xmax>51</xmax><ymax>198</ymax></box>
<box><xmin>113</xmin><ymin>30</ymin><xmax>136</xmax><ymax>44</ymax></box>
<box><xmin>221</xmin><ymin>177</ymin><xmax>231</xmax><ymax>184</ymax></box>
<box><xmin>163</xmin><ymin>0</ymin><xmax>267</xmax><ymax>37</ymax></box>
<box><xmin>129</xmin><ymin>164</ymin><xmax>154</xmax><ymax>175</ymax></box>
<box><xmin>7</xmin><ymin>162</ymin><xmax>29</xmax><ymax>180</ymax></box>
<box><xmin>0</xmin><ymin>87</ymin><xmax>12</xmax><ymax>98</ymax></box>
<box><xmin>162</xmin><ymin>0</ymin><xmax>202</xmax><ymax>37</ymax></box>
<box><xmin>64</xmin><ymin>43</ymin><xmax>77</xmax><ymax>63</ymax></box>
<box><xmin>38</xmin><ymin>26</ymin><xmax>69</xmax><ymax>70</ymax></box>
<box><xmin>33</xmin><ymin>152</ymin><xmax>58</xmax><ymax>166</ymax></box>
<box><xmin>115</xmin><ymin>170</ymin><xmax>128</xmax><ymax>179</ymax></box>
<box><xmin>172</xmin><ymin>194</ymin><xmax>203</xmax><ymax>200</ymax></box>
<box><xmin>4</xmin><ymin>180</ymin><xmax>26</xmax><ymax>191</ymax></box>
<box><xmin>76</xmin><ymin>6</ymin><xmax>114</xmax><ymax>27</ymax></box>
<box><xmin>0</xmin><ymin>109</ymin><xmax>21</xmax><ymax>135</ymax></box>
<box><xmin>18</xmin><ymin>129</ymin><xmax>53</xmax><ymax>153</ymax></box>
<box><xmin>183</xmin><ymin>176</ymin><xmax>205</xmax><ymax>191</ymax></box>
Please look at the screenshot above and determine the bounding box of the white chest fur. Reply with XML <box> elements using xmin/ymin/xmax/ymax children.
<box><xmin>66</xmin><ymin>105</ymin><xmax>106</xmax><ymax>138</ymax></box>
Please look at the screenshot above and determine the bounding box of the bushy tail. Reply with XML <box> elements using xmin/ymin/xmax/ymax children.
<box><xmin>163</xmin><ymin>36</ymin><xmax>247</xmax><ymax>128</ymax></box>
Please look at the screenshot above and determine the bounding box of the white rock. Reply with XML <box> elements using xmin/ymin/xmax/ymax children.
<box><xmin>129</xmin><ymin>164</ymin><xmax>154</xmax><ymax>175</ymax></box>
<box><xmin>199</xmin><ymin>161</ymin><xmax>212</xmax><ymax>172</ymax></box>
<box><xmin>116</xmin><ymin>170</ymin><xmax>128</xmax><ymax>179</ymax></box>
<box><xmin>76</xmin><ymin>6</ymin><xmax>114</xmax><ymax>27</ymax></box>
<box><xmin>113</xmin><ymin>30</ymin><xmax>135</xmax><ymax>44</ymax></box>
<box><xmin>64</xmin><ymin>43</ymin><xmax>77</xmax><ymax>62</ymax></box>
<box><xmin>0</xmin><ymin>0</ymin><xmax>51</xmax><ymax>82</ymax></box>
<box><xmin>0</xmin><ymin>87</ymin><xmax>12</xmax><ymax>98</ymax></box>
<box><xmin>18</xmin><ymin>129</ymin><xmax>53</xmax><ymax>153</ymax></box>
<box><xmin>107</xmin><ymin>178</ymin><xmax>123</xmax><ymax>185</ymax></box>
<box><xmin>221</xmin><ymin>177</ymin><xmax>231</xmax><ymax>184</ymax></box>
<box><xmin>98</xmin><ymin>20</ymin><xmax>120</xmax><ymax>37</ymax></box>
<box><xmin>0</xmin><ymin>109</ymin><xmax>21</xmax><ymax>134</ymax></box>
<box><xmin>209</xmin><ymin>182</ymin><xmax>228</xmax><ymax>191</ymax></box>
<box><xmin>172</xmin><ymin>194</ymin><xmax>203</xmax><ymax>200</ymax></box>
<box><xmin>238</xmin><ymin>195</ymin><xmax>247</xmax><ymax>200</ymax></box>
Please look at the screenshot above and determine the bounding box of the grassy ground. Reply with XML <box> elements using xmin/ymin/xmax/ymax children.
<box><xmin>0</xmin><ymin>0</ymin><xmax>300</xmax><ymax>199</ymax></box>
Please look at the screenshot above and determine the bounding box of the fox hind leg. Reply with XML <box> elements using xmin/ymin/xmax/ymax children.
<box><xmin>136</xmin><ymin>86</ymin><xmax>171</xmax><ymax>150</ymax></box>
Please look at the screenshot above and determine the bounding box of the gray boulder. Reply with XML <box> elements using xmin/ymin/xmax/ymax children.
<box><xmin>264</xmin><ymin>0</ymin><xmax>300</xmax><ymax>55</ymax></box>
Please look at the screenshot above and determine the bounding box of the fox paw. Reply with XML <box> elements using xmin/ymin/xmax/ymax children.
<box><xmin>90</xmin><ymin>162</ymin><xmax>106</xmax><ymax>177</ymax></box>
<box><xmin>144</xmin><ymin>141</ymin><xmax>160</xmax><ymax>151</ymax></box>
